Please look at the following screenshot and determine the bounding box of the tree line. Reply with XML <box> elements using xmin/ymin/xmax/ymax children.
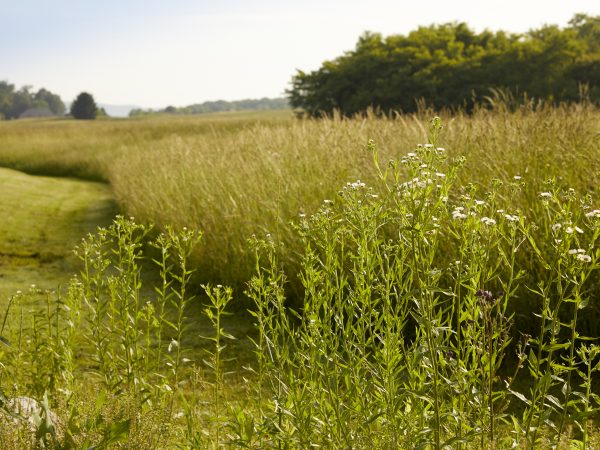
<box><xmin>0</xmin><ymin>81</ymin><xmax>65</xmax><ymax>119</ymax></box>
<box><xmin>288</xmin><ymin>14</ymin><xmax>600</xmax><ymax>116</ymax></box>
<box><xmin>130</xmin><ymin>97</ymin><xmax>289</xmax><ymax>117</ymax></box>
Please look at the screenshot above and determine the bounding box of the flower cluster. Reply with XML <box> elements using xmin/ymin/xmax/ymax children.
<box><xmin>346</xmin><ymin>180</ymin><xmax>366</xmax><ymax>190</ymax></box>
<box><xmin>568</xmin><ymin>248</ymin><xmax>592</xmax><ymax>263</ymax></box>
<box><xmin>481</xmin><ymin>217</ymin><xmax>496</xmax><ymax>226</ymax></box>
<box><xmin>585</xmin><ymin>209</ymin><xmax>600</xmax><ymax>219</ymax></box>
<box><xmin>452</xmin><ymin>206</ymin><xmax>468</xmax><ymax>220</ymax></box>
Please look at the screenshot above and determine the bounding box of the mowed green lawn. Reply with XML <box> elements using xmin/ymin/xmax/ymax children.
<box><xmin>0</xmin><ymin>167</ymin><xmax>116</xmax><ymax>300</ymax></box>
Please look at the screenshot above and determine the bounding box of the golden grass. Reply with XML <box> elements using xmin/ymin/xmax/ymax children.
<box><xmin>1</xmin><ymin>106</ymin><xmax>599</xmax><ymax>293</ymax></box>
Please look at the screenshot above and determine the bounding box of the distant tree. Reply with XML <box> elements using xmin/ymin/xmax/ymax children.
<box><xmin>34</xmin><ymin>88</ymin><xmax>65</xmax><ymax>115</ymax></box>
<box><xmin>0</xmin><ymin>81</ymin><xmax>15</xmax><ymax>118</ymax></box>
<box><xmin>70</xmin><ymin>92</ymin><xmax>97</xmax><ymax>120</ymax></box>
<box><xmin>132</xmin><ymin>98</ymin><xmax>290</xmax><ymax>116</ymax></box>
<box><xmin>10</xmin><ymin>86</ymin><xmax>34</xmax><ymax>118</ymax></box>
<box><xmin>0</xmin><ymin>81</ymin><xmax>65</xmax><ymax>119</ymax></box>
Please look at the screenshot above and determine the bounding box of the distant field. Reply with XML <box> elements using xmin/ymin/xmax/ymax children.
<box><xmin>1</xmin><ymin>106</ymin><xmax>599</xmax><ymax>296</ymax></box>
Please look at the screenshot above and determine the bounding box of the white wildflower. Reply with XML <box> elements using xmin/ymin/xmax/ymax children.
<box><xmin>505</xmin><ymin>214</ymin><xmax>519</xmax><ymax>222</ymax></box>
<box><xmin>585</xmin><ymin>209</ymin><xmax>600</xmax><ymax>219</ymax></box>
<box><xmin>577</xmin><ymin>254</ymin><xmax>592</xmax><ymax>263</ymax></box>
<box><xmin>349</xmin><ymin>180</ymin><xmax>366</xmax><ymax>189</ymax></box>
<box><xmin>435</xmin><ymin>172</ymin><xmax>446</xmax><ymax>178</ymax></box>
<box><xmin>514</xmin><ymin>175</ymin><xmax>522</xmax><ymax>180</ymax></box>
<box><xmin>453</xmin><ymin>212</ymin><xmax>468</xmax><ymax>220</ymax></box>
<box><xmin>424</xmin><ymin>143</ymin><xmax>433</xmax><ymax>148</ymax></box>
<box><xmin>540</xmin><ymin>192</ymin><xmax>552</xmax><ymax>198</ymax></box>
<box><xmin>475</xmin><ymin>200</ymin><xmax>485</xmax><ymax>206</ymax></box>
<box><xmin>552</xmin><ymin>223</ymin><xmax>562</xmax><ymax>232</ymax></box>
<box><xmin>481</xmin><ymin>217</ymin><xmax>496</xmax><ymax>226</ymax></box>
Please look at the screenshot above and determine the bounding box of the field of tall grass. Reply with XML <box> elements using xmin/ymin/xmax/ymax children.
<box><xmin>1</xmin><ymin>106</ymin><xmax>599</xmax><ymax>297</ymax></box>
<box><xmin>1</xmin><ymin>106</ymin><xmax>600</xmax><ymax>447</ymax></box>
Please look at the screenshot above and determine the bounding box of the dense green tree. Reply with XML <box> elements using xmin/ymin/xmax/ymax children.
<box><xmin>70</xmin><ymin>92</ymin><xmax>97</xmax><ymax>120</ymax></box>
<box><xmin>288</xmin><ymin>14</ymin><xmax>600</xmax><ymax>116</ymax></box>
<box><xmin>34</xmin><ymin>88</ymin><xmax>65</xmax><ymax>115</ymax></box>
<box><xmin>0</xmin><ymin>81</ymin><xmax>65</xmax><ymax>119</ymax></box>
<box><xmin>0</xmin><ymin>81</ymin><xmax>15</xmax><ymax>119</ymax></box>
<box><xmin>9</xmin><ymin>86</ymin><xmax>34</xmax><ymax>118</ymax></box>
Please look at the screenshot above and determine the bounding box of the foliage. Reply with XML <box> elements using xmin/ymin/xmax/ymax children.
<box><xmin>0</xmin><ymin>81</ymin><xmax>65</xmax><ymax>119</ymax></box>
<box><xmin>288</xmin><ymin>14</ymin><xmax>600</xmax><ymax>116</ymax></box>
<box><xmin>70</xmin><ymin>92</ymin><xmax>98</xmax><ymax>120</ymax></box>
<box><xmin>129</xmin><ymin>97</ymin><xmax>289</xmax><ymax>117</ymax></box>
<box><xmin>1</xmin><ymin>119</ymin><xmax>600</xmax><ymax>448</ymax></box>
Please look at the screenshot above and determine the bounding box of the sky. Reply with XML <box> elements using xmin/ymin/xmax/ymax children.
<box><xmin>1</xmin><ymin>0</ymin><xmax>600</xmax><ymax>110</ymax></box>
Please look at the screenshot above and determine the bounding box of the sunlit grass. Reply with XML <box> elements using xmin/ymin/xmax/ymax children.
<box><xmin>0</xmin><ymin>116</ymin><xmax>599</xmax><ymax>447</ymax></box>
<box><xmin>1</xmin><ymin>105</ymin><xmax>599</xmax><ymax>300</ymax></box>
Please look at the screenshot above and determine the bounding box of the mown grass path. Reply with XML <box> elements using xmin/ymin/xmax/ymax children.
<box><xmin>0</xmin><ymin>167</ymin><xmax>116</xmax><ymax>300</ymax></box>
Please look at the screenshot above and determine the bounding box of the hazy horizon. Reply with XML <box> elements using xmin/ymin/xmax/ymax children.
<box><xmin>2</xmin><ymin>0</ymin><xmax>599</xmax><ymax>109</ymax></box>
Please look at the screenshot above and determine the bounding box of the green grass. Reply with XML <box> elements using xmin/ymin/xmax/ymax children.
<box><xmin>0</xmin><ymin>108</ymin><xmax>600</xmax><ymax>448</ymax></box>
<box><xmin>1</xmin><ymin>118</ymin><xmax>600</xmax><ymax>447</ymax></box>
<box><xmin>0</xmin><ymin>167</ymin><xmax>116</xmax><ymax>300</ymax></box>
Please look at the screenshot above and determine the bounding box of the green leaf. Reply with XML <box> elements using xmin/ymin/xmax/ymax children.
<box><xmin>89</xmin><ymin>419</ymin><xmax>131</xmax><ymax>449</ymax></box>
<box><xmin>0</xmin><ymin>335</ymin><xmax>11</xmax><ymax>348</ymax></box>
<box><xmin>509</xmin><ymin>389</ymin><xmax>531</xmax><ymax>406</ymax></box>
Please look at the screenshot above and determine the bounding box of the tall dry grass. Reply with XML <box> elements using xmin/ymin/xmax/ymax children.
<box><xmin>1</xmin><ymin>106</ymin><xmax>599</xmax><ymax>296</ymax></box>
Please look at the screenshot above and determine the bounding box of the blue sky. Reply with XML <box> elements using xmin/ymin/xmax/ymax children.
<box><xmin>1</xmin><ymin>0</ymin><xmax>599</xmax><ymax>109</ymax></box>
